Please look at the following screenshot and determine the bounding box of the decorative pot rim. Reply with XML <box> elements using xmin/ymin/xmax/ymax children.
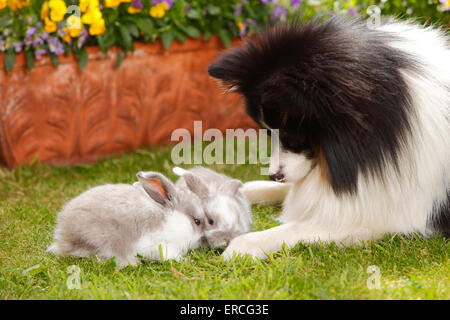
<box><xmin>0</xmin><ymin>35</ymin><xmax>240</xmax><ymax>76</ymax></box>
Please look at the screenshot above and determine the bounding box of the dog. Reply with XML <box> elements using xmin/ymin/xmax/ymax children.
<box><xmin>207</xmin><ymin>16</ymin><xmax>450</xmax><ymax>260</ymax></box>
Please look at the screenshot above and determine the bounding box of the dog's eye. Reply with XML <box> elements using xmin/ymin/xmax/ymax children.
<box><xmin>194</xmin><ymin>219</ymin><xmax>201</xmax><ymax>225</ymax></box>
<box><xmin>297</xmin><ymin>135</ymin><xmax>306</xmax><ymax>144</ymax></box>
<box><xmin>208</xmin><ymin>219</ymin><xmax>214</xmax><ymax>225</ymax></box>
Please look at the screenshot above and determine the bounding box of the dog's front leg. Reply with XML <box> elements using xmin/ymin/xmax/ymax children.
<box><xmin>221</xmin><ymin>222</ymin><xmax>309</xmax><ymax>260</ymax></box>
<box><xmin>241</xmin><ymin>181</ymin><xmax>292</xmax><ymax>204</ymax></box>
<box><xmin>222</xmin><ymin>222</ymin><xmax>358</xmax><ymax>261</ymax></box>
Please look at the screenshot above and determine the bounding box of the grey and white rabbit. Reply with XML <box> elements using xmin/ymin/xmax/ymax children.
<box><xmin>47</xmin><ymin>172</ymin><xmax>207</xmax><ymax>267</ymax></box>
<box><xmin>172</xmin><ymin>166</ymin><xmax>251</xmax><ymax>248</ymax></box>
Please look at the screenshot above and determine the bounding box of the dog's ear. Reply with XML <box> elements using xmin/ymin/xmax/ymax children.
<box><xmin>208</xmin><ymin>48</ymin><xmax>246</xmax><ymax>92</ymax></box>
<box><xmin>208</xmin><ymin>39</ymin><xmax>262</xmax><ymax>92</ymax></box>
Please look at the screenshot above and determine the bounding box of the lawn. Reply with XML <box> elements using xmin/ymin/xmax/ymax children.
<box><xmin>0</xmin><ymin>146</ymin><xmax>448</xmax><ymax>300</ymax></box>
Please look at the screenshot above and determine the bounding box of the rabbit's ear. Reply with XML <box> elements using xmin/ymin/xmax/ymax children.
<box><xmin>182</xmin><ymin>173</ymin><xmax>210</xmax><ymax>200</ymax></box>
<box><xmin>219</xmin><ymin>179</ymin><xmax>243</xmax><ymax>196</ymax></box>
<box><xmin>136</xmin><ymin>172</ymin><xmax>176</xmax><ymax>206</ymax></box>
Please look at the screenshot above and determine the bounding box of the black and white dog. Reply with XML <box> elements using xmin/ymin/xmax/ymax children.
<box><xmin>208</xmin><ymin>17</ymin><xmax>450</xmax><ymax>260</ymax></box>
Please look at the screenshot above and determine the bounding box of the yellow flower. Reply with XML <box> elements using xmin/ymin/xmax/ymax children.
<box><xmin>49</xmin><ymin>0</ymin><xmax>67</xmax><ymax>22</ymax></box>
<box><xmin>128</xmin><ymin>6</ymin><xmax>142</xmax><ymax>14</ymax></box>
<box><xmin>104</xmin><ymin>0</ymin><xmax>121</xmax><ymax>8</ymax></box>
<box><xmin>44</xmin><ymin>16</ymin><xmax>57</xmax><ymax>33</ymax></box>
<box><xmin>79</xmin><ymin>0</ymin><xmax>99</xmax><ymax>13</ymax></box>
<box><xmin>81</xmin><ymin>6</ymin><xmax>102</xmax><ymax>25</ymax></box>
<box><xmin>8</xmin><ymin>0</ymin><xmax>29</xmax><ymax>11</ymax></box>
<box><xmin>149</xmin><ymin>2</ymin><xmax>168</xmax><ymax>18</ymax></box>
<box><xmin>61</xmin><ymin>27</ymin><xmax>71</xmax><ymax>42</ymax></box>
<box><xmin>40</xmin><ymin>1</ymin><xmax>49</xmax><ymax>19</ymax></box>
<box><xmin>237</xmin><ymin>21</ymin><xmax>245</xmax><ymax>31</ymax></box>
<box><xmin>67</xmin><ymin>16</ymin><xmax>83</xmax><ymax>37</ymax></box>
<box><xmin>69</xmin><ymin>27</ymin><xmax>82</xmax><ymax>38</ymax></box>
<box><xmin>0</xmin><ymin>0</ymin><xmax>7</xmax><ymax>10</ymax></box>
<box><xmin>89</xmin><ymin>18</ymin><xmax>105</xmax><ymax>35</ymax></box>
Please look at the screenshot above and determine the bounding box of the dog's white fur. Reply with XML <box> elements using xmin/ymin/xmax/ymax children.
<box><xmin>223</xmin><ymin>21</ymin><xmax>450</xmax><ymax>260</ymax></box>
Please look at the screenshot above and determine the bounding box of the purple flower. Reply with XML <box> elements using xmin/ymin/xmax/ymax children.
<box><xmin>35</xmin><ymin>49</ymin><xmax>47</xmax><ymax>60</ymax></box>
<box><xmin>234</xmin><ymin>3</ymin><xmax>242</xmax><ymax>17</ymax></box>
<box><xmin>184</xmin><ymin>4</ymin><xmax>191</xmax><ymax>11</ymax></box>
<box><xmin>36</xmin><ymin>21</ymin><xmax>43</xmax><ymax>27</ymax></box>
<box><xmin>13</xmin><ymin>42</ymin><xmax>24</xmax><ymax>53</ymax></box>
<box><xmin>291</xmin><ymin>0</ymin><xmax>302</xmax><ymax>8</ymax></box>
<box><xmin>239</xmin><ymin>21</ymin><xmax>247</xmax><ymax>37</ymax></box>
<box><xmin>78</xmin><ymin>28</ymin><xmax>89</xmax><ymax>49</ymax></box>
<box><xmin>261</xmin><ymin>0</ymin><xmax>272</xmax><ymax>4</ymax></box>
<box><xmin>40</xmin><ymin>32</ymin><xmax>50</xmax><ymax>41</ymax></box>
<box><xmin>48</xmin><ymin>37</ymin><xmax>64</xmax><ymax>56</ymax></box>
<box><xmin>0</xmin><ymin>40</ymin><xmax>5</xmax><ymax>52</ymax></box>
<box><xmin>26</xmin><ymin>27</ymin><xmax>38</xmax><ymax>38</ymax></box>
<box><xmin>25</xmin><ymin>36</ymin><xmax>33</xmax><ymax>46</ymax></box>
<box><xmin>131</xmin><ymin>0</ymin><xmax>144</xmax><ymax>9</ymax></box>
<box><xmin>272</xmin><ymin>6</ymin><xmax>287</xmax><ymax>20</ymax></box>
<box><xmin>348</xmin><ymin>7</ymin><xmax>358</xmax><ymax>16</ymax></box>
<box><xmin>33</xmin><ymin>38</ymin><xmax>44</xmax><ymax>47</ymax></box>
<box><xmin>57</xmin><ymin>28</ymin><xmax>67</xmax><ymax>38</ymax></box>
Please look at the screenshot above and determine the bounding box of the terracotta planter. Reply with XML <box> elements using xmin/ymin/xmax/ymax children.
<box><xmin>0</xmin><ymin>37</ymin><xmax>256</xmax><ymax>168</ymax></box>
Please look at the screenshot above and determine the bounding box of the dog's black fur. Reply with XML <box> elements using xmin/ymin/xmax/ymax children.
<box><xmin>208</xmin><ymin>17</ymin><xmax>418</xmax><ymax>195</ymax></box>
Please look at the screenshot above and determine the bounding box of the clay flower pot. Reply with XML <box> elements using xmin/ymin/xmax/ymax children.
<box><xmin>0</xmin><ymin>37</ymin><xmax>255</xmax><ymax>168</ymax></box>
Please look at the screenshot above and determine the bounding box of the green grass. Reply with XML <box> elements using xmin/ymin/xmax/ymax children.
<box><xmin>0</xmin><ymin>147</ymin><xmax>448</xmax><ymax>300</ymax></box>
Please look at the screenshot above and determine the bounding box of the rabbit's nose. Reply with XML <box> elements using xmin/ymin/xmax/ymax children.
<box><xmin>269</xmin><ymin>172</ymin><xmax>285</xmax><ymax>182</ymax></box>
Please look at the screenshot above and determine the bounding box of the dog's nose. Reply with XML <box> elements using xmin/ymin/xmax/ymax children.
<box><xmin>269</xmin><ymin>172</ymin><xmax>285</xmax><ymax>182</ymax></box>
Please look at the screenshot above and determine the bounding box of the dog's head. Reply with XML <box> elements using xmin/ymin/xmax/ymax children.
<box><xmin>208</xmin><ymin>17</ymin><xmax>413</xmax><ymax>194</ymax></box>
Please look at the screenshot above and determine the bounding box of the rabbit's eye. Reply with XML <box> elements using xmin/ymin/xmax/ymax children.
<box><xmin>194</xmin><ymin>219</ymin><xmax>201</xmax><ymax>225</ymax></box>
<box><xmin>208</xmin><ymin>219</ymin><xmax>214</xmax><ymax>225</ymax></box>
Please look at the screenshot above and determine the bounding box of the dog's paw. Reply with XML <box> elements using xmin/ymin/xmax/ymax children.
<box><xmin>221</xmin><ymin>234</ymin><xmax>268</xmax><ymax>261</ymax></box>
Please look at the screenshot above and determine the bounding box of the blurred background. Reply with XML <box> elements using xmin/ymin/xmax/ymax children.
<box><xmin>0</xmin><ymin>0</ymin><xmax>449</xmax><ymax>168</ymax></box>
<box><xmin>1</xmin><ymin>1</ymin><xmax>449</xmax><ymax>300</ymax></box>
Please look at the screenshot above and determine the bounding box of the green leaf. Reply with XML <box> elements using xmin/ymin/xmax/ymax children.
<box><xmin>99</xmin><ymin>31</ymin><xmax>117</xmax><ymax>51</ymax></box>
<box><xmin>4</xmin><ymin>49</ymin><xmax>16</xmax><ymax>74</ymax></box>
<box><xmin>184</xmin><ymin>26</ymin><xmax>201</xmax><ymax>39</ymax></box>
<box><xmin>25</xmin><ymin>50</ymin><xmax>35</xmax><ymax>71</ymax></box>
<box><xmin>160</xmin><ymin>30</ymin><xmax>174</xmax><ymax>49</ymax></box>
<box><xmin>78</xmin><ymin>48</ymin><xmax>88</xmax><ymax>71</ymax></box>
<box><xmin>126</xmin><ymin>24</ymin><xmax>139</xmax><ymax>38</ymax></box>
<box><xmin>49</xmin><ymin>53</ymin><xmax>59</xmax><ymax>67</ymax></box>
<box><xmin>119</xmin><ymin>24</ymin><xmax>133</xmax><ymax>50</ymax></box>
<box><xmin>0</xmin><ymin>16</ymin><xmax>13</xmax><ymax>28</ymax></box>
<box><xmin>116</xmin><ymin>50</ymin><xmax>123</xmax><ymax>68</ymax></box>
<box><xmin>135</xmin><ymin>17</ymin><xmax>153</xmax><ymax>35</ymax></box>
<box><xmin>173</xmin><ymin>30</ymin><xmax>185</xmax><ymax>43</ymax></box>
<box><xmin>207</xmin><ymin>5</ymin><xmax>221</xmax><ymax>16</ymax></box>
<box><xmin>218</xmin><ymin>30</ymin><xmax>231</xmax><ymax>48</ymax></box>
<box><xmin>96</xmin><ymin>34</ymin><xmax>106</xmax><ymax>53</ymax></box>
<box><xmin>186</xmin><ymin>9</ymin><xmax>201</xmax><ymax>19</ymax></box>
<box><xmin>63</xmin><ymin>43</ymin><xmax>70</xmax><ymax>56</ymax></box>
<box><xmin>203</xmin><ymin>31</ymin><xmax>212</xmax><ymax>42</ymax></box>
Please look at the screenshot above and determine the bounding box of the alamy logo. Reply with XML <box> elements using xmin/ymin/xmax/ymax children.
<box><xmin>171</xmin><ymin>121</ymin><xmax>280</xmax><ymax>175</ymax></box>
<box><xmin>366</xmin><ymin>265</ymin><xmax>382</xmax><ymax>290</ymax></box>
<box><xmin>66</xmin><ymin>265</ymin><xmax>81</xmax><ymax>290</ymax></box>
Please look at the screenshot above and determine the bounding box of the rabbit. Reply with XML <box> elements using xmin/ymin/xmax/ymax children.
<box><xmin>172</xmin><ymin>166</ymin><xmax>251</xmax><ymax>248</ymax></box>
<box><xmin>47</xmin><ymin>172</ymin><xmax>207</xmax><ymax>267</ymax></box>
